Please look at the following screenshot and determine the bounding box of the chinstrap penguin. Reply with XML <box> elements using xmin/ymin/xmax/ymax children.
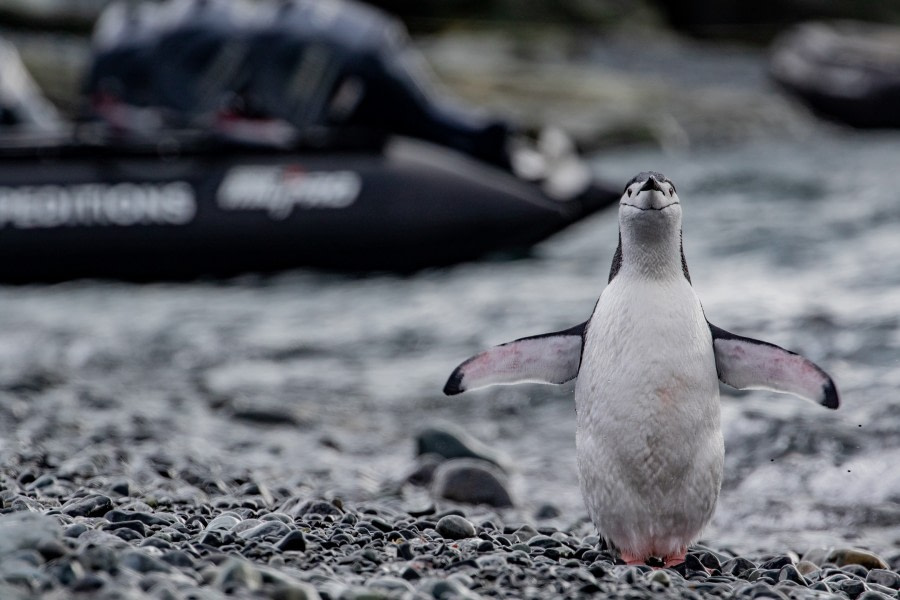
<box><xmin>443</xmin><ymin>171</ymin><xmax>840</xmax><ymax>567</ymax></box>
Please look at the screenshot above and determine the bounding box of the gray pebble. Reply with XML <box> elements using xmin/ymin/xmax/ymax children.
<box><xmin>214</xmin><ymin>557</ymin><xmax>262</xmax><ymax>591</ymax></box>
<box><xmin>237</xmin><ymin>520</ymin><xmax>291</xmax><ymax>540</ymax></box>
<box><xmin>778</xmin><ymin>564</ymin><xmax>807</xmax><ymax>586</ymax></box>
<box><xmin>276</xmin><ymin>530</ymin><xmax>306</xmax><ymax>552</ymax></box>
<box><xmin>435</xmin><ymin>515</ymin><xmax>476</xmax><ymax>540</ymax></box>
<box><xmin>61</xmin><ymin>494</ymin><xmax>113</xmax><ymax>518</ymax></box>
<box><xmin>120</xmin><ymin>550</ymin><xmax>172</xmax><ymax>573</ymax></box>
<box><xmin>205</xmin><ymin>514</ymin><xmax>241</xmax><ymax>531</ymax></box>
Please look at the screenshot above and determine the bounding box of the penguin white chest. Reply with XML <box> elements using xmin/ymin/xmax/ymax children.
<box><xmin>574</xmin><ymin>276</ymin><xmax>724</xmax><ymax>560</ymax></box>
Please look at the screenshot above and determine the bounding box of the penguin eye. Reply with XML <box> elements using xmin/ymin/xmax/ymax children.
<box><xmin>668</xmin><ymin>187</ymin><xmax>674</xmax><ymax>196</ymax></box>
<box><xmin>627</xmin><ymin>189</ymin><xmax>632</xmax><ymax>197</ymax></box>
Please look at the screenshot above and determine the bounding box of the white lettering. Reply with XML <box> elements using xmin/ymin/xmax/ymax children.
<box><xmin>0</xmin><ymin>182</ymin><xmax>197</xmax><ymax>229</ymax></box>
<box><xmin>216</xmin><ymin>166</ymin><xmax>360</xmax><ymax>219</ymax></box>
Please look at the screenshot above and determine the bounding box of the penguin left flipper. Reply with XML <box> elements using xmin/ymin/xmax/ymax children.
<box><xmin>444</xmin><ymin>323</ymin><xmax>585</xmax><ymax>395</ymax></box>
<box><xmin>709</xmin><ymin>323</ymin><xmax>839</xmax><ymax>409</ymax></box>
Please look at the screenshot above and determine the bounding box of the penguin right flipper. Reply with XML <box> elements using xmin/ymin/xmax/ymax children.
<box><xmin>444</xmin><ymin>323</ymin><xmax>585</xmax><ymax>395</ymax></box>
<box><xmin>709</xmin><ymin>323</ymin><xmax>839</xmax><ymax>409</ymax></box>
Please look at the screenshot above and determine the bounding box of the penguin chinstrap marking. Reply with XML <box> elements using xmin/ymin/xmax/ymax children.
<box><xmin>443</xmin><ymin>171</ymin><xmax>840</xmax><ymax>567</ymax></box>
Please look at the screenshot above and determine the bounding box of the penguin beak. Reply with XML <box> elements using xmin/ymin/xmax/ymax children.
<box><xmin>640</xmin><ymin>178</ymin><xmax>663</xmax><ymax>193</ymax></box>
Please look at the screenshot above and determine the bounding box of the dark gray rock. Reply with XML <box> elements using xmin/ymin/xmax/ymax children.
<box><xmin>63</xmin><ymin>523</ymin><xmax>90</xmax><ymax>539</ymax></box>
<box><xmin>866</xmin><ymin>569</ymin><xmax>900</xmax><ymax>589</ymax></box>
<box><xmin>105</xmin><ymin>510</ymin><xmax>171</xmax><ymax>527</ymax></box>
<box><xmin>237</xmin><ymin>520</ymin><xmax>291</xmax><ymax>540</ymax></box>
<box><xmin>103</xmin><ymin>520</ymin><xmax>147</xmax><ymax>537</ymax></box>
<box><xmin>415</xmin><ymin>425</ymin><xmax>506</xmax><ymax>469</ymax></box>
<box><xmin>431</xmin><ymin>458</ymin><xmax>513</xmax><ymax>507</ymax></box>
<box><xmin>61</xmin><ymin>494</ymin><xmax>113</xmax><ymax>518</ymax></box>
<box><xmin>205</xmin><ymin>514</ymin><xmax>241</xmax><ymax>531</ymax></box>
<box><xmin>778</xmin><ymin>564</ymin><xmax>807</xmax><ymax>586</ymax></box>
<box><xmin>281</xmin><ymin>498</ymin><xmax>343</xmax><ymax>519</ymax></box>
<box><xmin>838</xmin><ymin>578</ymin><xmax>868</xmax><ymax>597</ymax></box>
<box><xmin>276</xmin><ymin>530</ymin><xmax>306</xmax><ymax>552</ymax></box>
<box><xmin>435</xmin><ymin>515</ymin><xmax>476</xmax><ymax>540</ymax></box>
<box><xmin>534</xmin><ymin>503</ymin><xmax>561</xmax><ymax>519</ymax></box>
<box><xmin>527</xmin><ymin>535</ymin><xmax>560</xmax><ymax>548</ymax></box>
<box><xmin>406</xmin><ymin>454</ymin><xmax>443</xmax><ymax>486</ymax></box>
<box><xmin>159</xmin><ymin>550</ymin><xmax>194</xmax><ymax>569</ymax></box>
<box><xmin>214</xmin><ymin>557</ymin><xmax>262</xmax><ymax>591</ymax></box>
<box><xmin>120</xmin><ymin>550</ymin><xmax>171</xmax><ymax>573</ymax></box>
<box><xmin>760</xmin><ymin>555</ymin><xmax>794</xmax><ymax>570</ymax></box>
<box><xmin>722</xmin><ymin>557</ymin><xmax>757</xmax><ymax>577</ymax></box>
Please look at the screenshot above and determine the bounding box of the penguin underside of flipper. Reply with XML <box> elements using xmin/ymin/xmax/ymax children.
<box><xmin>443</xmin><ymin>319</ymin><xmax>839</xmax><ymax>409</ymax></box>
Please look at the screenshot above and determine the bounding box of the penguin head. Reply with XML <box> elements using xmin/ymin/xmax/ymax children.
<box><xmin>619</xmin><ymin>171</ymin><xmax>681</xmax><ymax>241</ymax></box>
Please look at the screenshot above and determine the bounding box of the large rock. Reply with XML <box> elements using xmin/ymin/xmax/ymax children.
<box><xmin>431</xmin><ymin>458</ymin><xmax>513</xmax><ymax>507</ymax></box>
<box><xmin>415</xmin><ymin>424</ymin><xmax>507</xmax><ymax>470</ymax></box>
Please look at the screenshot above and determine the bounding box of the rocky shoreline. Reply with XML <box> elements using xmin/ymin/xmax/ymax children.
<box><xmin>1</xmin><ymin>426</ymin><xmax>897</xmax><ymax>600</ymax></box>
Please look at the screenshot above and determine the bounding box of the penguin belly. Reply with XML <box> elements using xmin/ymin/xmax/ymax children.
<box><xmin>575</xmin><ymin>277</ymin><xmax>724</xmax><ymax>560</ymax></box>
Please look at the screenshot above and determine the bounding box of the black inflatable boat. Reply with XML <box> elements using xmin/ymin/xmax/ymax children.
<box><xmin>0</xmin><ymin>128</ymin><xmax>616</xmax><ymax>281</ymax></box>
<box><xmin>0</xmin><ymin>0</ymin><xmax>619</xmax><ymax>282</ymax></box>
<box><xmin>770</xmin><ymin>21</ymin><xmax>900</xmax><ymax>129</ymax></box>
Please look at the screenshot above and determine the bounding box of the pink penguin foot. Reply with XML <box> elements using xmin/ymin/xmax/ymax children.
<box><xmin>663</xmin><ymin>550</ymin><xmax>687</xmax><ymax>568</ymax></box>
<box><xmin>620</xmin><ymin>551</ymin><xmax>649</xmax><ymax>566</ymax></box>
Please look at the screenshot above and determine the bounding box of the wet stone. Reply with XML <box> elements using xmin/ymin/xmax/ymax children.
<box><xmin>697</xmin><ymin>551</ymin><xmax>722</xmax><ymax>571</ymax></box>
<box><xmin>435</xmin><ymin>515</ymin><xmax>476</xmax><ymax>540</ymax></box>
<box><xmin>415</xmin><ymin>425</ymin><xmax>505</xmax><ymax>469</ymax></box>
<box><xmin>206</xmin><ymin>514</ymin><xmax>241</xmax><ymax>531</ymax></box>
<box><xmin>61</xmin><ymin>494</ymin><xmax>113</xmax><ymax>518</ymax></box>
<box><xmin>839</xmin><ymin>578</ymin><xmax>868</xmax><ymax>598</ymax></box>
<box><xmin>72</xmin><ymin>574</ymin><xmax>106</xmax><ymax>592</ymax></box>
<box><xmin>431</xmin><ymin>459</ymin><xmax>513</xmax><ymax>508</ymax></box>
<box><xmin>120</xmin><ymin>550</ymin><xmax>172</xmax><ymax>573</ymax></box>
<box><xmin>826</xmin><ymin>548</ymin><xmax>889</xmax><ymax>570</ymax></box>
<box><xmin>526</xmin><ymin>535</ymin><xmax>560</xmax><ymax>548</ymax></box>
<box><xmin>683</xmin><ymin>553</ymin><xmax>708</xmax><ymax>573</ymax></box>
<box><xmin>63</xmin><ymin>523</ymin><xmax>90</xmax><ymax>538</ymax></box>
<box><xmin>760</xmin><ymin>555</ymin><xmax>794</xmax><ymax>570</ymax></box>
<box><xmin>113</xmin><ymin>527</ymin><xmax>144</xmax><ymax>543</ymax></box>
<box><xmin>778</xmin><ymin>564</ymin><xmax>807</xmax><ymax>586</ymax></box>
<box><xmin>160</xmin><ymin>550</ymin><xmax>194</xmax><ymax>569</ymax></box>
<box><xmin>106</xmin><ymin>510</ymin><xmax>171</xmax><ymax>527</ymax></box>
<box><xmin>283</xmin><ymin>499</ymin><xmax>343</xmax><ymax>519</ymax></box>
<box><xmin>276</xmin><ymin>530</ymin><xmax>306</xmax><ymax>552</ymax></box>
<box><xmin>534</xmin><ymin>503</ymin><xmax>561</xmax><ymax>519</ymax></box>
<box><xmin>103</xmin><ymin>520</ymin><xmax>147</xmax><ymax>537</ymax></box>
<box><xmin>859</xmin><ymin>587</ymin><xmax>897</xmax><ymax>600</ymax></box>
<box><xmin>866</xmin><ymin>569</ymin><xmax>900</xmax><ymax>589</ymax></box>
<box><xmin>722</xmin><ymin>557</ymin><xmax>757</xmax><ymax>577</ymax></box>
<box><xmin>795</xmin><ymin>560</ymin><xmax>819</xmax><ymax>576</ymax></box>
<box><xmin>237</xmin><ymin>520</ymin><xmax>291</xmax><ymax>540</ymax></box>
<box><xmin>140</xmin><ymin>538</ymin><xmax>172</xmax><ymax>550</ymax></box>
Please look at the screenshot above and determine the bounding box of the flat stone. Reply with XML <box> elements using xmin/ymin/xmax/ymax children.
<box><xmin>827</xmin><ymin>549</ymin><xmax>889</xmax><ymax>571</ymax></box>
<box><xmin>61</xmin><ymin>494</ymin><xmax>113</xmax><ymax>518</ymax></box>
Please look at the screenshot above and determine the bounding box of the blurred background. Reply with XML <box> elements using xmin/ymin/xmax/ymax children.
<box><xmin>0</xmin><ymin>0</ymin><xmax>898</xmax><ymax>560</ymax></box>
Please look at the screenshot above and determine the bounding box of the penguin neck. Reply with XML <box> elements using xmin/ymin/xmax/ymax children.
<box><xmin>613</xmin><ymin>222</ymin><xmax>690</xmax><ymax>283</ymax></box>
